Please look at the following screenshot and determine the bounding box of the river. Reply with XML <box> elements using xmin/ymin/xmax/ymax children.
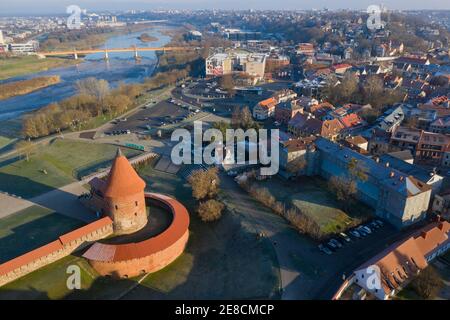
<box><xmin>0</xmin><ymin>27</ymin><xmax>172</xmax><ymax>123</ymax></box>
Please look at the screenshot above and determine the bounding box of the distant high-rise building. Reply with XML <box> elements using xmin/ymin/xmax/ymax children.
<box><xmin>0</xmin><ymin>30</ymin><xmax>4</xmax><ymax>45</ymax></box>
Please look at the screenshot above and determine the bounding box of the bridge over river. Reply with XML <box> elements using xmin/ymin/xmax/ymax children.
<box><xmin>38</xmin><ymin>46</ymin><xmax>197</xmax><ymax>60</ymax></box>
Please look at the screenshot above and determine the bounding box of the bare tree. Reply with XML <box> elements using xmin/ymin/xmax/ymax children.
<box><xmin>411</xmin><ymin>266</ymin><xmax>443</xmax><ymax>299</ymax></box>
<box><xmin>15</xmin><ymin>140</ymin><xmax>37</xmax><ymax>162</ymax></box>
<box><xmin>75</xmin><ymin>77</ymin><xmax>110</xmax><ymax>102</ymax></box>
<box><xmin>188</xmin><ymin>167</ymin><xmax>220</xmax><ymax>200</ymax></box>
<box><xmin>197</xmin><ymin>199</ymin><xmax>225</xmax><ymax>222</ymax></box>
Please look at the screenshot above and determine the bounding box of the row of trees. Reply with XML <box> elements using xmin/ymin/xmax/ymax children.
<box><xmin>21</xmin><ymin>67</ymin><xmax>191</xmax><ymax>139</ymax></box>
<box><xmin>188</xmin><ymin>167</ymin><xmax>225</xmax><ymax>222</ymax></box>
<box><xmin>22</xmin><ymin>78</ymin><xmax>137</xmax><ymax>139</ymax></box>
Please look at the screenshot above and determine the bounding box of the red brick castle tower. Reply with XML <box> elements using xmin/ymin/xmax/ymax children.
<box><xmin>101</xmin><ymin>149</ymin><xmax>147</xmax><ymax>235</ymax></box>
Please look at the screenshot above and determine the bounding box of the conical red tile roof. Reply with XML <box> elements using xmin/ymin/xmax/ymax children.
<box><xmin>103</xmin><ymin>149</ymin><xmax>146</xmax><ymax>198</ymax></box>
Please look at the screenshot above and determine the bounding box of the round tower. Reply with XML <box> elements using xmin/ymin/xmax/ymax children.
<box><xmin>103</xmin><ymin>149</ymin><xmax>147</xmax><ymax>235</ymax></box>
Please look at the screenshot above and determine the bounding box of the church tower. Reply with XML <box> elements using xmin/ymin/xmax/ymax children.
<box><xmin>103</xmin><ymin>149</ymin><xmax>147</xmax><ymax>235</ymax></box>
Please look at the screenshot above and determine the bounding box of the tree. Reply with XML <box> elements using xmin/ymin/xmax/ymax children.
<box><xmin>75</xmin><ymin>77</ymin><xmax>110</xmax><ymax>103</ymax></box>
<box><xmin>197</xmin><ymin>199</ymin><xmax>225</xmax><ymax>222</ymax></box>
<box><xmin>347</xmin><ymin>157</ymin><xmax>368</xmax><ymax>182</ymax></box>
<box><xmin>328</xmin><ymin>176</ymin><xmax>357</xmax><ymax>204</ymax></box>
<box><xmin>188</xmin><ymin>167</ymin><xmax>220</xmax><ymax>200</ymax></box>
<box><xmin>362</xmin><ymin>75</ymin><xmax>384</xmax><ymax>109</ymax></box>
<box><xmin>231</xmin><ymin>106</ymin><xmax>259</xmax><ymax>130</ymax></box>
<box><xmin>411</xmin><ymin>266</ymin><xmax>443</xmax><ymax>299</ymax></box>
<box><xmin>219</xmin><ymin>74</ymin><xmax>235</xmax><ymax>96</ymax></box>
<box><xmin>15</xmin><ymin>140</ymin><xmax>36</xmax><ymax>162</ymax></box>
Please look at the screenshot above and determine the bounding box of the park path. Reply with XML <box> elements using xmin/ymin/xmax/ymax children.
<box><xmin>0</xmin><ymin>180</ymin><xmax>95</xmax><ymax>222</ymax></box>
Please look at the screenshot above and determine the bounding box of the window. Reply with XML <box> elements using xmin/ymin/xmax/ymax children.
<box><xmin>135</xmin><ymin>201</ymin><xmax>138</xmax><ymax>207</ymax></box>
<box><xmin>115</xmin><ymin>205</ymin><xmax>118</xmax><ymax>210</ymax></box>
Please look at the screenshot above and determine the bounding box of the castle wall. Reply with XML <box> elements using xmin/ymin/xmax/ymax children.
<box><xmin>0</xmin><ymin>218</ymin><xmax>113</xmax><ymax>287</ymax></box>
<box><xmin>88</xmin><ymin>230</ymin><xmax>189</xmax><ymax>278</ymax></box>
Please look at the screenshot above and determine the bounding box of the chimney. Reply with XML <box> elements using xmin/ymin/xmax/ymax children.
<box><xmin>421</xmin><ymin>231</ymin><xmax>427</xmax><ymax>239</ymax></box>
<box><xmin>399</xmin><ymin>176</ymin><xmax>404</xmax><ymax>181</ymax></box>
<box><xmin>390</xmin><ymin>171</ymin><xmax>395</xmax><ymax>178</ymax></box>
<box><xmin>385</xmin><ymin>162</ymin><xmax>390</xmax><ymax>167</ymax></box>
<box><xmin>438</xmin><ymin>223</ymin><xmax>444</xmax><ymax>231</ymax></box>
<box><xmin>375</xmin><ymin>157</ymin><xmax>380</xmax><ymax>163</ymax></box>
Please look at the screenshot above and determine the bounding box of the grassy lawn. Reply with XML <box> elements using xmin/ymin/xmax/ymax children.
<box><xmin>0</xmin><ymin>206</ymin><xmax>84</xmax><ymax>263</ymax></box>
<box><xmin>0</xmin><ymin>256</ymin><xmax>97</xmax><ymax>300</ymax></box>
<box><xmin>0</xmin><ymin>136</ymin><xmax>13</xmax><ymax>149</ymax></box>
<box><xmin>0</xmin><ymin>56</ymin><xmax>79</xmax><ymax>80</ymax></box>
<box><xmin>0</xmin><ymin>139</ymin><xmax>141</xmax><ymax>198</ymax></box>
<box><xmin>253</xmin><ymin>176</ymin><xmax>371</xmax><ymax>235</ymax></box>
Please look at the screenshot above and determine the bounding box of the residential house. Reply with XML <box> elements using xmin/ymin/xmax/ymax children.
<box><xmin>415</xmin><ymin>131</ymin><xmax>450</xmax><ymax>166</ymax></box>
<box><xmin>390</xmin><ymin>126</ymin><xmax>422</xmax><ymax>153</ymax></box>
<box><xmin>274</xmin><ymin>99</ymin><xmax>304</xmax><ymax>125</ymax></box>
<box><xmin>253</xmin><ymin>97</ymin><xmax>277</xmax><ymax>120</ymax></box>
<box><xmin>353</xmin><ymin>218</ymin><xmax>449</xmax><ymax>300</ymax></box>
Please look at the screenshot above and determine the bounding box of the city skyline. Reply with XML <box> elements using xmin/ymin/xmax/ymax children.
<box><xmin>1</xmin><ymin>0</ymin><xmax>450</xmax><ymax>15</ymax></box>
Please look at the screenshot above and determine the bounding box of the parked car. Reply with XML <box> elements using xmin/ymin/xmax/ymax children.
<box><xmin>319</xmin><ymin>244</ymin><xmax>333</xmax><ymax>255</ymax></box>
<box><xmin>374</xmin><ymin>219</ymin><xmax>384</xmax><ymax>227</ymax></box>
<box><xmin>361</xmin><ymin>225</ymin><xmax>372</xmax><ymax>234</ymax></box>
<box><xmin>369</xmin><ymin>221</ymin><xmax>380</xmax><ymax>229</ymax></box>
<box><xmin>339</xmin><ymin>232</ymin><xmax>351</xmax><ymax>242</ymax></box>
<box><xmin>356</xmin><ymin>227</ymin><xmax>368</xmax><ymax>236</ymax></box>
<box><xmin>327</xmin><ymin>240</ymin><xmax>339</xmax><ymax>250</ymax></box>
<box><xmin>349</xmin><ymin>230</ymin><xmax>361</xmax><ymax>238</ymax></box>
<box><xmin>330</xmin><ymin>238</ymin><xmax>343</xmax><ymax>248</ymax></box>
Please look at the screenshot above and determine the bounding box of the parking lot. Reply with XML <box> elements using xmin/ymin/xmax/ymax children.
<box><xmin>104</xmin><ymin>100</ymin><xmax>193</xmax><ymax>135</ymax></box>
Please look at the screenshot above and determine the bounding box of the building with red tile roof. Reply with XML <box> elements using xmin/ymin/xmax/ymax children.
<box><xmin>353</xmin><ymin>217</ymin><xmax>450</xmax><ymax>300</ymax></box>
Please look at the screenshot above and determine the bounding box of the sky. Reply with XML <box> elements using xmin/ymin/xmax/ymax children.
<box><xmin>1</xmin><ymin>0</ymin><xmax>450</xmax><ymax>15</ymax></box>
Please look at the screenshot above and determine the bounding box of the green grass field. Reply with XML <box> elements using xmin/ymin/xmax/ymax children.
<box><xmin>0</xmin><ymin>56</ymin><xmax>79</xmax><ymax>80</ymax></box>
<box><xmin>0</xmin><ymin>206</ymin><xmax>83</xmax><ymax>264</ymax></box>
<box><xmin>0</xmin><ymin>136</ymin><xmax>13</xmax><ymax>149</ymax></box>
<box><xmin>254</xmin><ymin>176</ymin><xmax>371</xmax><ymax>235</ymax></box>
<box><xmin>0</xmin><ymin>139</ymin><xmax>142</xmax><ymax>198</ymax></box>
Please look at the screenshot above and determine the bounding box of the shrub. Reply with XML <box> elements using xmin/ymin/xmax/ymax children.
<box><xmin>197</xmin><ymin>199</ymin><xmax>225</xmax><ymax>222</ymax></box>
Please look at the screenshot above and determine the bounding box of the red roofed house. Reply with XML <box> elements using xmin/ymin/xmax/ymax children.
<box><xmin>253</xmin><ymin>97</ymin><xmax>277</xmax><ymax>120</ymax></box>
<box><xmin>332</xmin><ymin>63</ymin><xmax>353</xmax><ymax>75</ymax></box>
<box><xmin>353</xmin><ymin>218</ymin><xmax>450</xmax><ymax>300</ymax></box>
<box><xmin>339</xmin><ymin>113</ymin><xmax>365</xmax><ymax>131</ymax></box>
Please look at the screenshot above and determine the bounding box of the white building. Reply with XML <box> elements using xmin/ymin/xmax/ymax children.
<box><xmin>9</xmin><ymin>40</ymin><xmax>39</xmax><ymax>54</ymax></box>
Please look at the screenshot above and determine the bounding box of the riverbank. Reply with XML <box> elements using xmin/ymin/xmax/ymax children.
<box><xmin>0</xmin><ymin>76</ymin><xmax>61</xmax><ymax>100</ymax></box>
<box><xmin>0</xmin><ymin>56</ymin><xmax>79</xmax><ymax>80</ymax></box>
